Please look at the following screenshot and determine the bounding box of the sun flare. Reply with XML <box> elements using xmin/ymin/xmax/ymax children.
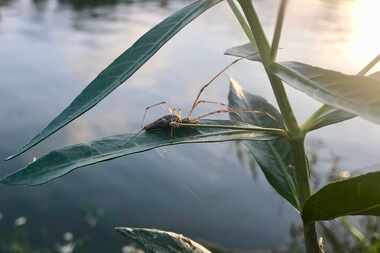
<box><xmin>348</xmin><ymin>0</ymin><xmax>380</xmax><ymax>70</ymax></box>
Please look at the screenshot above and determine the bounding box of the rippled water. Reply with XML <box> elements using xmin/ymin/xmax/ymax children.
<box><xmin>1</xmin><ymin>0</ymin><xmax>380</xmax><ymax>251</ymax></box>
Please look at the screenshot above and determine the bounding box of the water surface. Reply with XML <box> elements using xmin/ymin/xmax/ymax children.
<box><xmin>1</xmin><ymin>0</ymin><xmax>380</xmax><ymax>251</ymax></box>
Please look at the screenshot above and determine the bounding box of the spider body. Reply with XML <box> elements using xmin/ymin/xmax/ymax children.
<box><xmin>143</xmin><ymin>114</ymin><xmax>198</xmax><ymax>131</ymax></box>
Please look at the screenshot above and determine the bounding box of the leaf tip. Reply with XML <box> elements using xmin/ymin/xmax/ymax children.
<box><xmin>5</xmin><ymin>154</ymin><xmax>16</xmax><ymax>161</ymax></box>
<box><xmin>115</xmin><ymin>227</ymin><xmax>137</xmax><ymax>239</ymax></box>
<box><xmin>0</xmin><ymin>175</ymin><xmax>13</xmax><ymax>185</ymax></box>
<box><xmin>229</xmin><ymin>78</ymin><xmax>245</xmax><ymax>98</ymax></box>
<box><xmin>0</xmin><ymin>169</ymin><xmax>36</xmax><ymax>186</ymax></box>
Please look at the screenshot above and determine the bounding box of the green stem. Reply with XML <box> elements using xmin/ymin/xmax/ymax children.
<box><xmin>292</xmin><ymin>138</ymin><xmax>319</xmax><ymax>253</ymax></box>
<box><xmin>237</xmin><ymin>0</ymin><xmax>300</xmax><ymax>136</ymax></box>
<box><xmin>358</xmin><ymin>54</ymin><xmax>380</xmax><ymax>76</ymax></box>
<box><xmin>304</xmin><ymin>222</ymin><xmax>319</xmax><ymax>253</ymax></box>
<box><xmin>292</xmin><ymin>138</ymin><xmax>310</xmax><ymax>205</ymax></box>
<box><xmin>227</xmin><ymin>0</ymin><xmax>255</xmax><ymax>44</ymax></box>
<box><xmin>173</xmin><ymin>122</ymin><xmax>287</xmax><ymax>136</ymax></box>
<box><xmin>270</xmin><ymin>0</ymin><xmax>288</xmax><ymax>61</ymax></box>
<box><xmin>237</xmin><ymin>0</ymin><xmax>270</xmax><ymax>64</ymax></box>
<box><xmin>233</xmin><ymin>1</ymin><xmax>319</xmax><ymax>252</ymax></box>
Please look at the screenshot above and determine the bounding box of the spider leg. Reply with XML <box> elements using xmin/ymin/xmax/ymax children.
<box><xmin>190</xmin><ymin>100</ymin><xmax>275</xmax><ymax>121</ymax></box>
<box><xmin>188</xmin><ymin>58</ymin><xmax>243</xmax><ymax>118</ymax></box>
<box><xmin>193</xmin><ymin>100</ymin><xmax>228</xmax><ymax>109</ymax></box>
<box><xmin>187</xmin><ymin>100</ymin><xmax>229</xmax><ymax>120</ymax></box>
<box><xmin>194</xmin><ymin>108</ymin><xmax>275</xmax><ymax>121</ymax></box>
<box><xmin>141</xmin><ymin>101</ymin><xmax>174</xmax><ymax>128</ymax></box>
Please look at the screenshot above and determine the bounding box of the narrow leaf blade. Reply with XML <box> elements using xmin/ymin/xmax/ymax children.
<box><xmin>304</xmin><ymin>71</ymin><xmax>380</xmax><ymax>131</ymax></box>
<box><xmin>224</xmin><ymin>43</ymin><xmax>261</xmax><ymax>62</ymax></box>
<box><xmin>303</xmin><ymin>171</ymin><xmax>380</xmax><ymax>223</ymax></box>
<box><xmin>306</xmin><ymin>105</ymin><xmax>355</xmax><ymax>131</ymax></box>
<box><xmin>228</xmin><ymin>79</ymin><xmax>300</xmax><ymax>209</ymax></box>
<box><xmin>270</xmin><ymin>62</ymin><xmax>380</xmax><ymax>125</ymax></box>
<box><xmin>115</xmin><ymin>227</ymin><xmax>212</xmax><ymax>253</ymax></box>
<box><xmin>1</xmin><ymin>120</ymin><xmax>277</xmax><ymax>185</ymax></box>
<box><xmin>7</xmin><ymin>0</ymin><xmax>224</xmax><ymax>160</ymax></box>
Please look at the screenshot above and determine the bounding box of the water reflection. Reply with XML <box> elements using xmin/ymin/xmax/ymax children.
<box><xmin>1</xmin><ymin>0</ymin><xmax>380</xmax><ymax>252</ymax></box>
<box><xmin>0</xmin><ymin>0</ymin><xmax>12</xmax><ymax>7</ymax></box>
<box><xmin>57</xmin><ymin>0</ymin><xmax>172</xmax><ymax>10</ymax></box>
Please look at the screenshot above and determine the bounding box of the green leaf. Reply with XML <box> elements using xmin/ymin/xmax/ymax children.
<box><xmin>7</xmin><ymin>0</ymin><xmax>224</xmax><ymax>160</ymax></box>
<box><xmin>340</xmin><ymin>217</ymin><xmax>366</xmax><ymax>245</ymax></box>
<box><xmin>303</xmin><ymin>171</ymin><xmax>380</xmax><ymax>223</ymax></box>
<box><xmin>270</xmin><ymin>62</ymin><xmax>380</xmax><ymax>126</ymax></box>
<box><xmin>1</xmin><ymin>120</ymin><xmax>277</xmax><ymax>186</ymax></box>
<box><xmin>228</xmin><ymin>79</ymin><xmax>300</xmax><ymax>209</ymax></box>
<box><xmin>115</xmin><ymin>227</ymin><xmax>212</xmax><ymax>253</ymax></box>
<box><xmin>303</xmin><ymin>105</ymin><xmax>355</xmax><ymax>132</ymax></box>
<box><xmin>224</xmin><ymin>43</ymin><xmax>261</xmax><ymax>62</ymax></box>
<box><xmin>303</xmin><ymin>71</ymin><xmax>380</xmax><ymax>131</ymax></box>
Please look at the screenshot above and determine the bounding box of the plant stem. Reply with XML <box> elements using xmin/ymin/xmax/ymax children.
<box><xmin>237</xmin><ymin>0</ymin><xmax>300</xmax><ymax>136</ymax></box>
<box><xmin>292</xmin><ymin>138</ymin><xmax>309</xmax><ymax>205</ymax></box>
<box><xmin>304</xmin><ymin>222</ymin><xmax>319</xmax><ymax>253</ymax></box>
<box><xmin>270</xmin><ymin>0</ymin><xmax>288</xmax><ymax>61</ymax></box>
<box><xmin>292</xmin><ymin>138</ymin><xmax>319</xmax><ymax>253</ymax></box>
<box><xmin>358</xmin><ymin>54</ymin><xmax>380</xmax><ymax>76</ymax></box>
<box><xmin>227</xmin><ymin>0</ymin><xmax>255</xmax><ymax>44</ymax></box>
<box><xmin>237</xmin><ymin>0</ymin><xmax>270</xmax><ymax>63</ymax></box>
<box><xmin>234</xmin><ymin>1</ymin><xmax>319</xmax><ymax>252</ymax></box>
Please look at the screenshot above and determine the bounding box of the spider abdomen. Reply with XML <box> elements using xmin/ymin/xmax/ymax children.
<box><xmin>143</xmin><ymin>114</ymin><xmax>180</xmax><ymax>131</ymax></box>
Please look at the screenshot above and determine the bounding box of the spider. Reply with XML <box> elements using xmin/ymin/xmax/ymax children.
<box><xmin>140</xmin><ymin>58</ymin><xmax>273</xmax><ymax>137</ymax></box>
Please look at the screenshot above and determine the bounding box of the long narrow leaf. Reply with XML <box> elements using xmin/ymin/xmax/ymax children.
<box><xmin>116</xmin><ymin>227</ymin><xmax>212</xmax><ymax>253</ymax></box>
<box><xmin>7</xmin><ymin>0</ymin><xmax>224</xmax><ymax>160</ymax></box>
<box><xmin>270</xmin><ymin>62</ymin><xmax>380</xmax><ymax>125</ymax></box>
<box><xmin>228</xmin><ymin>79</ymin><xmax>300</xmax><ymax>209</ymax></box>
<box><xmin>303</xmin><ymin>106</ymin><xmax>356</xmax><ymax>131</ymax></box>
<box><xmin>303</xmin><ymin>71</ymin><xmax>380</xmax><ymax>131</ymax></box>
<box><xmin>224</xmin><ymin>43</ymin><xmax>261</xmax><ymax>62</ymax></box>
<box><xmin>1</xmin><ymin>120</ymin><xmax>277</xmax><ymax>186</ymax></box>
<box><xmin>303</xmin><ymin>171</ymin><xmax>380</xmax><ymax>223</ymax></box>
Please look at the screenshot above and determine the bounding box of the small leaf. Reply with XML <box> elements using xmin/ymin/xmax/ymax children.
<box><xmin>270</xmin><ymin>62</ymin><xmax>380</xmax><ymax>125</ymax></box>
<box><xmin>116</xmin><ymin>227</ymin><xmax>212</xmax><ymax>253</ymax></box>
<box><xmin>1</xmin><ymin>120</ymin><xmax>277</xmax><ymax>186</ymax></box>
<box><xmin>303</xmin><ymin>71</ymin><xmax>380</xmax><ymax>131</ymax></box>
<box><xmin>304</xmin><ymin>105</ymin><xmax>355</xmax><ymax>131</ymax></box>
<box><xmin>303</xmin><ymin>171</ymin><xmax>380</xmax><ymax>223</ymax></box>
<box><xmin>228</xmin><ymin>79</ymin><xmax>300</xmax><ymax>209</ymax></box>
<box><xmin>7</xmin><ymin>0</ymin><xmax>224</xmax><ymax>160</ymax></box>
<box><xmin>224</xmin><ymin>43</ymin><xmax>261</xmax><ymax>62</ymax></box>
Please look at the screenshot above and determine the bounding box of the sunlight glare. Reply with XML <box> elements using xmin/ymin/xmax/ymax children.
<box><xmin>348</xmin><ymin>0</ymin><xmax>380</xmax><ymax>70</ymax></box>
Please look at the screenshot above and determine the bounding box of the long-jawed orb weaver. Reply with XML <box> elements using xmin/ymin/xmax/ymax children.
<box><xmin>132</xmin><ymin>58</ymin><xmax>274</xmax><ymax>139</ymax></box>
